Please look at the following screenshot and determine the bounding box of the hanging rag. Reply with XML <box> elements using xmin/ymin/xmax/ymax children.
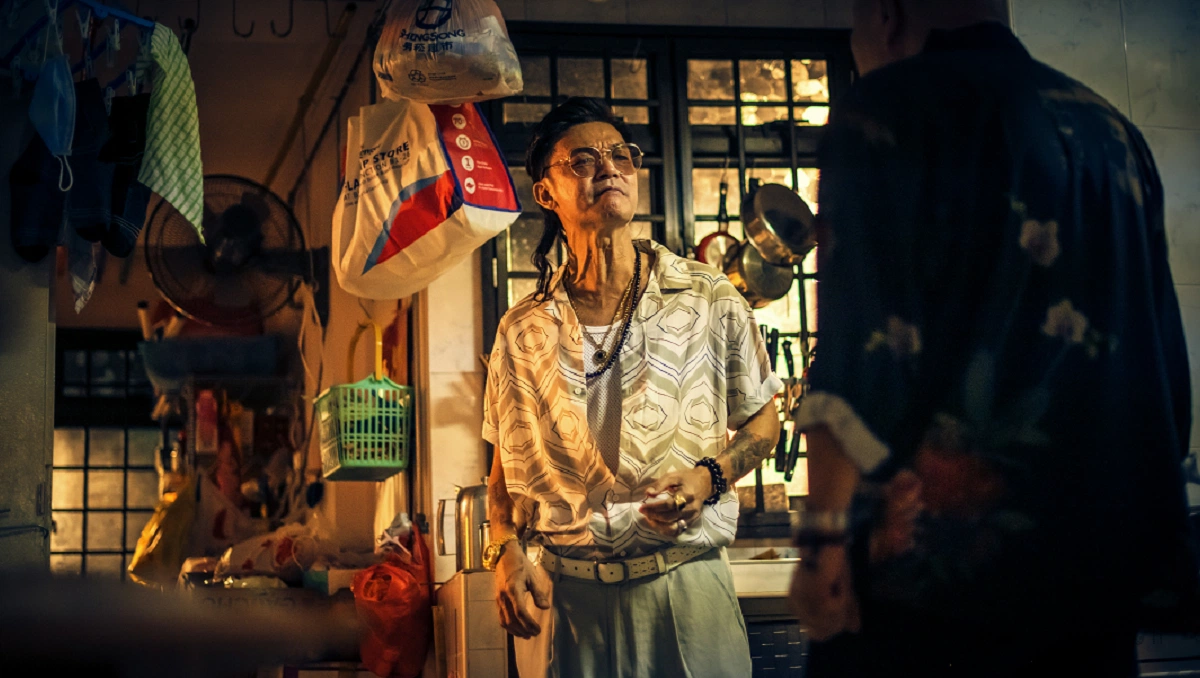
<box><xmin>67</xmin><ymin>78</ymin><xmax>114</xmax><ymax>241</ymax></box>
<box><xmin>98</xmin><ymin>92</ymin><xmax>152</xmax><ymax>257</ymax></box>
<box><xmin>64</xmin><ymin>207</ymin><xmax>99</xmax><ymax>313</ymax></box>
<box><xmin>137</xmin><ymin>23</ymin><xmax>203</xmax><ymax>241</ymax></box>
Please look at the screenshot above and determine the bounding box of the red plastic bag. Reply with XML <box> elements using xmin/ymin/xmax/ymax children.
<box><xmin>353</xmin><ymin>525</ymin><xmax>433</xmax><ymax>678</ymax></box>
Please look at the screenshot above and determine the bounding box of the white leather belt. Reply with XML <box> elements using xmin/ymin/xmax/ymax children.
<box><xmin>537</xmin><ymin>544</ymin><xmax>713</xmax><ymax>585</ymax></box>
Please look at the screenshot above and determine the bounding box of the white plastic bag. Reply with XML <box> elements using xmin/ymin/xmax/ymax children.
<box><xmin>374</xmin><ymin>0</ymin><xmax>523</xmax><ymax>104</ymax></box>
<box><xmin>332</xmin><ymin>98</ymin><xmax>521</xmax><ymax>299</ymax></box>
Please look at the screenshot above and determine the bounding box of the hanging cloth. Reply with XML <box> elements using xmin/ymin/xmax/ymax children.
<box><xmin>137</xmin><ymin>23</ymin><xmax>203</xmax><ymax>240</ymax></box>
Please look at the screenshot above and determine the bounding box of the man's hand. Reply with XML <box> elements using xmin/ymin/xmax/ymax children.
<box><xmin>639</xmin><ymin>467</ymin><xmax>712</xmax><ymax>537</ymax></box>
<box><xmin>493</xmin><ymin>543</ymin><xmax>552</xmax><ymax>639</ymax></box>
<box><xmin>789</xmin><ymin>543</ymin><xmax>861</xmax><ymax>641</ymax></box>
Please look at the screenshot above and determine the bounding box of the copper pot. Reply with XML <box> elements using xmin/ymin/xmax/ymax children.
<box><xmin>723</xmin><ymin>240</ymin><xmax>794</xmax><ymax>308</ymax></box>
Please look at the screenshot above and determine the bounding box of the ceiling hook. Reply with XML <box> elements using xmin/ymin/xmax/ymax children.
<box><xmin>232</xmin><ymin>0</ymin><xmax>253</xmax><ymax>38</ymax></box>
<box><xmin>270</xmin><ymin>0</ymin><xmax>293</xmax><ymax>37</ymax></box>
<box><xmin>178</xmin><ymin>0</ymin><xmax>198</xmax><ymax>32</ymax></box>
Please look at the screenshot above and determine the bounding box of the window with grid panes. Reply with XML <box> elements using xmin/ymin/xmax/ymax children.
<box><xmin>52</xmin><ymin>330</ymin><xmax>163</xmax><ymax>579</ymax></box>
<box><xmin>482</xmin><ymin>25</ymin><xmax>852</xmax><ymax>504</ymax></box>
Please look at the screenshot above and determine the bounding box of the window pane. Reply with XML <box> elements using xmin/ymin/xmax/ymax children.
<box><xmin>86</xmin><ymin>554</ymin><xmax>123</xmax><ymax>578</ymax></box>
<box><xmin>86</xmin><ymin>512</ymin><xmax>123</xmax><ymax>551</ymax></box>
<box><xmin>63</xmin><ymin>350</ymin><xmax>87</xmax><ymax>383</ymax></box>
<box><xmin>688</xmin><ymin>106</ymin><xmax>736</xmax><ymax>126</ymax></box>
<box><xmin>504</xmin><ymin>103</ymin><xmax>551</xmax><ymax>124</ymax></box>
<box><xmin>53</xmin><ymin>470</ymin><xmax>83</xmax><ymax>509</ymax></box>
<box><xmin>508</xmin><ymin>278</ymin><xmax>539</xmax><ymax>306</ymax></box>
<box><xmin>741</xmin><ymin>106</ymin><xmax>789</xmax><ymax>126</ymax></box>
<box><xmin>520</xmin><ymin>55</ymin><xmax>550</xmax><ymax>97</ymax></box>
<box><xmin>126</xmin><ymin>511</ymin><xmax>153</xmax><ymax>551</ymax></box>
<box><xmin>128</xmin><ymin>349</ymin><xmax>149</xmax><ymax>385</ymax></box>
<box><xmin>88</xmin><ymin>470</ymin><xmax>124</xmax><ymax>509</ymax></box>
<box><xmin>51</xmin><ymin>511</ymin><xmax>82</xmax><ymax>551</ymax></box>
<box><xmin>795</xmin><ymin>105</ymin><xmax>830</xmax><ymax>126</ymax></box>
<box><xmin>805</xmin><ymin>279</ymin><xmax>818</xmax><ymax>333</ymax></box>
<box><xmin>507</xmin><ymin>216</ymin><xmax>544</xmax><ymax>273</ymax></box>
<box><xmin>128</xmin><ymin>470</ymin><xmax>159</xmax><ymax>509</ymax></box>
<box><xmin>691</xmin><ymin>168</ymin><xmax>735</xmax><ymax>217</ymax></box>
<box><xmin>557</xmin><ymin>57</ymin><xmax>603</xmax><ymax>97</ymax></box>
<box><xmin>51</xmin><ymin>554</ymin><xmax>82</xmax><ymax>576</ymax></box>
<box><xmin>747</xmin><ymin>166</ymin><xmax>794</xmax><ymax>192</ymax></box>
<box><xmin>90</xmin><ymin>350</ymin><xmax>125</xmax><ymax>384</ymax></box>
<box><xmin>54</xmin><ymin>428</ymin><xmax>85</xmax><ymax>466</ymax></box>
<box><xmin>740</xmin><ymin>59</ymin><xmax>787</xmax><ymax>102</ymax></box>
<box><xmin>611</xmin><ymin>58</ymin><xmax>648</xmax><ymax>99</ymax></box>
<box><xmin>127</xmin><ymin>428</ymin><xmax>159</xmax><ymax>467</ymax></box>
<box><xmin>791</xmin><ymin>59</ymin><xmax>829</xmax><ymax>103</ymax></box>
<box><xmin>753</xmin><ymin>282</ymin><xmax>803</xmax><ymax>335</ymax></box>
<box><xmin>636</xmin><ymin>168</ymin><xmax>651</xmax><ymax>215</ymax></box>
<box><xmin>687</xmin><ymin>60</ymin><xmax>733</xmax><ymax>100</ymax></box>
<box><xmin>510</xmin><ymin>165</ymin><xmax>535</xmax><ymax>212</ymax></box>
<box><xmin>797</xmin><ymin>167</ymin><xmax>820</xmax><ymax>213</ymax></box>
<box><xmin>802</xmin><ymin>247</ymin><xmax>818</xmax><ymax>275</ymax></box>
<box><xmin>612</xmin><ymin>105</ymin><xmax>649</xmax><ymax>125</ymax></box>
<box><xmin>89</xmin><ymin>428</ymin><xmax>125</xmax><ymax>467</ymax></box>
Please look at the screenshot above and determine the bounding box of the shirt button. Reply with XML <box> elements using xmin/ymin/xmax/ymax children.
<box><xmin>573</xmin><ymin>387</ymin><xmax>585</xmax><ymax>396</ymax></box>
<box><xmin>619</xmin><ymin>551</ymin><xmax>627</xmax><ymax>557</ymax></box>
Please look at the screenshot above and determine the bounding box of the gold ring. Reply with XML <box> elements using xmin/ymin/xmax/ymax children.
<box><xmin>674</xmin><ymin>492</ymin><xmax>686</xmax><ymax>512</ymax></box>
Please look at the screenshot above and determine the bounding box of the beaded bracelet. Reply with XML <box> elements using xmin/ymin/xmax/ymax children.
<box><xmin>695</xmin><ymin>457</ymin><xmax>727</xmax><ymax>505</ymax></box>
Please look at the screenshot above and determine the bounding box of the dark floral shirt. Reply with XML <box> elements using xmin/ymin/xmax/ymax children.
<box><xmin>799</xmin><ymin>22</ymin><xmax>1198</xmax><ymax>631</ymax></box>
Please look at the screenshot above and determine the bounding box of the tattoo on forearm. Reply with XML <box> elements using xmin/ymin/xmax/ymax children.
<box><xmin>488</xmin><ymin>473</ymin><xmax>517</xmax><ymax>533</ymax></box>
<box><xmin>719</xmin><ymin>427</ymin><xmax>776</xmax><ymax>483</ymax></box>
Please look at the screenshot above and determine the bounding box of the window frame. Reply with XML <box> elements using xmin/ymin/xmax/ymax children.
<box><xmin>481</xmin><ymin>23</ymin><xmax>851</xmax><ymax>353</ymax></box>
<box><xmin>53</xmin><ymin>329</ymin><xmax>159</xmax><ymax>579</ymax></box>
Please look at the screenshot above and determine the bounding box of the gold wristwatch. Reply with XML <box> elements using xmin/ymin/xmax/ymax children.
<box><xmin>482</xmin><ymin>535</ymin><xmax>519</xmax><ymax>571</ymax></box>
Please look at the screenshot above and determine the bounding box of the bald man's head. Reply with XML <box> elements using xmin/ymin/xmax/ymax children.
<box><xmin>851</xmin><ymin>0</ymin><xmax>1009</xmax><ymax>75</ymax></box>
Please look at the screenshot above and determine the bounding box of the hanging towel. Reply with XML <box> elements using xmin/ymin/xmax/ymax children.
<box><xmin>137</xmin><ymin>23</ymin><xmax>204</xmax><ymax>241</ymax></box>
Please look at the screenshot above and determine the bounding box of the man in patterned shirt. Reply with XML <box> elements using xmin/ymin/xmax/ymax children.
<box><xmin>792</xmin><ymin>0</ymin><xmax>1199</xmax><ymax>676</ymax></box>
<box><xmin>481</xmin><ymin>97</ymin><xmax>783</xmax><ymax>677</ymax></box>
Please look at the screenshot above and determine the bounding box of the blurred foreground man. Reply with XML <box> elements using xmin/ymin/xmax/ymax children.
<box><xmin>792</xmin><ymin>1</ymin><xmax>1200</xmax><ymax>676</ymax></box>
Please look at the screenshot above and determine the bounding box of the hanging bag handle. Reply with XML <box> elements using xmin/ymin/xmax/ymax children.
<box><xmin>347</xmin><ymin>321</ymin><xmax>384</xmax><ymax>381</ymax></box>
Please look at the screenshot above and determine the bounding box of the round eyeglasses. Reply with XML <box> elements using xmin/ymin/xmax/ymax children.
<box><xmin>543</xmin><ymin>143</ymin><xmax>644</xmax><ymax>178</ymax></box>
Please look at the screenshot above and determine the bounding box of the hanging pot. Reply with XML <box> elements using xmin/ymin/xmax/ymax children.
<box><xmin>742</xmin><ymin>180</ymin><xmax>817</xmax><ymax>266</ymax></box>
<box><xmin>697</xmin><ymin>173</ymin><xmax>739</xmax><ymax>266</ymax></box>
<box><xmin>723</xmin><ymin>240</ymin><xmax>793</xmax><ymax>309</ymax></box>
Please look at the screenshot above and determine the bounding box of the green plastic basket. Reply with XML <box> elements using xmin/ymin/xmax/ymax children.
<box><xmin>316</xmin><ymin>322</ymin><xmax>412</xmax><ymax>481</ymax></box>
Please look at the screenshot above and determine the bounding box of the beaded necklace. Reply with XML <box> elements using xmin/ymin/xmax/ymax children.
<box><xmin>568</xmin><ymin>248</ymin><xmax>643</xmax><ymax>381</ymax></box>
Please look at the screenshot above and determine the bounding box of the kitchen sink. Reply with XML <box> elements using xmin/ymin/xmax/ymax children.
<box><xmin>729</xmin><ymin>558</ymin><xmax>800</xmax><ymax>595</ymax></box>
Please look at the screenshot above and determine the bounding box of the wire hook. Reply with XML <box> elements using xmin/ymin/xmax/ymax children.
<box><xmin>178</xmin><ymin>0</ymin><xmax>198</xmax><ymax>53</ymax></box>
<box><xmin>270</xmin><ymin>0</ymin><xmax>292</xmax><ymax>37</ymax></box>
<box><xmin>232</xmin><ymin>0</ymin><xmax>253</xmax><ymax>38</ymax></box>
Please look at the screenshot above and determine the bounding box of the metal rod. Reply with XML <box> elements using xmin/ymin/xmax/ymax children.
<box><xmin>263</xmin><ymin>2</ymin><xmax>357</xmax><ymax>189</ymax></box>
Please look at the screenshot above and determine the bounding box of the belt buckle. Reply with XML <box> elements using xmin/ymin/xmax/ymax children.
<box><xmin>594</xmin><ymin>560</ymin><xmax>627</xmax><ymax>584</ymax></box>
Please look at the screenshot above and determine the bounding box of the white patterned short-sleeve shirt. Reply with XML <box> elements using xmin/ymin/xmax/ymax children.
<box><xmin>483</xmin><ymin>240</ymin><xmax>783</xmax><ymax>558</ymax></box>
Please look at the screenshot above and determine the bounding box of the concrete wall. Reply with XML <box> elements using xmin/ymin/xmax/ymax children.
<box><xmin>1010</xmin><ymin>0</ymin><xmax>1200</xmax><ymax>503</ymax></box>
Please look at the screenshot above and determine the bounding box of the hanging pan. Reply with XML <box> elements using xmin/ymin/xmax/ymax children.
<box><xmin>742</xmin><ymin>180</ymin><xmax>817</xmax><ymax>266</ymax></box>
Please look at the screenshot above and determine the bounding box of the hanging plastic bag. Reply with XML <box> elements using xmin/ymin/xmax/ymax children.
<box><xmin>374</xmin><ymin>0</ymin><xmax>523</xmax><ymax>105</ymax></box>
<box><xmin>353</xmin><ymin>524</ymin><xmax>434</xmax><ymax>678</ymax></box>
<box><xmin>332</xmin><ymin>98</ymin><xmax>520</xmax><ymax>299</ymax></box>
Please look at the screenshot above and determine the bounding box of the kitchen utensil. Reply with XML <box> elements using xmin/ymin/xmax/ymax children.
<box><xmin>742</xmin><ymin>180</ymin><xmax>816</xmax><ymax>266</ymax></box>
<box><xmin>723</xmin><ymin>240</ymin><xmax>794</xmax><ymax>308</ymax></box>
<box><xmin>697</xmin><ymin>170</ymin><xmax>739</xmax><ymax>266</ymax></box>
<box><xmin>436</xmin><ymin>479</ymin><xmax>490</xmax><ymax>572</ymax></box>
<box><xmin>775</xmin><ymin>339</ymin><xmax>795</xmax><ymax>473</ymax></box>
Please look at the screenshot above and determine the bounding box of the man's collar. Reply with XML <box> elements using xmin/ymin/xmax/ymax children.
<box><xmin>543</xmin><ymin>239</ymin><xmax>691</xmax><ymax>322</ymax></box>
<box><xmin>923</xmin><ymin>21</ymin><xmax>1028</xmax><ymax>56</ymax></box>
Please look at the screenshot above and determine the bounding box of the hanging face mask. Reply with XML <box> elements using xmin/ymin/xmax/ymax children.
<box><xmin>28</xmin><ymin>53</ymin><xmax>75</xmax><ymax>191</ymax></box>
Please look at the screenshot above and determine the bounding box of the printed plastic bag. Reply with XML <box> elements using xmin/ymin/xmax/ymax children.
<box><xmin>374</xmin><ymin>0</ymin><xmax>523</xmax><ymax>105</ymax></box>
<box><xmin>332</xmin><ymin>98</ymin><xmax>520</xmax><ymax>299</ymax></box>
<box><xmin>353</xmin><ymin>525</ymin><xmax>434</xmax><ymax>678</ymax></box>
<box><xmin>214</xmin><ymin>522</ymin><xmax>322</xmax><ymax>585</ymax></box>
